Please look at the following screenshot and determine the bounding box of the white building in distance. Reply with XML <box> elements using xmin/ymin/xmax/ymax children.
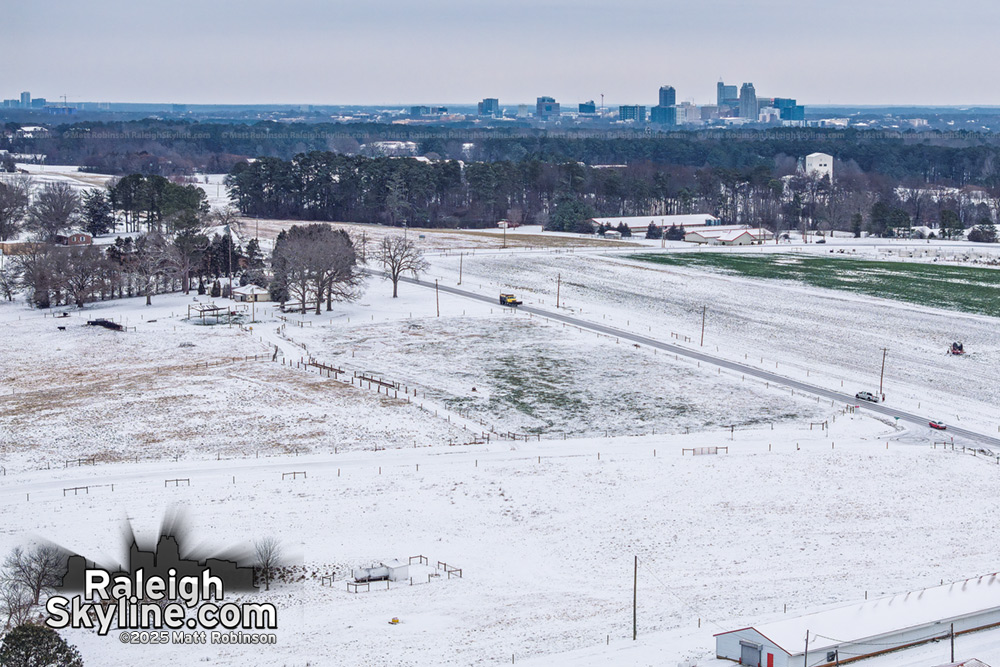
<box><xmin>805</xmin><ymin>152</ymin><xmax>834</xmax><ymax>180</ymax></box>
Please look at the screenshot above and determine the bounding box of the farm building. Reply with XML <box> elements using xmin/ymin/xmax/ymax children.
<box><xmin>232</xmin><ymin>284</ymin><xmax>269</xmax><ymax>302</ymax></box>
<box><xmin>684</xmin><ymin>227</ymin><xmax>773</xmax><ymax>245</ymax></box>
<box><xmin>57</xmin><ymin>232</ymin><xmax>93</xmax><ymax>246</ymax></box>
<box><xmin>589</xmin><ymin>213</ymin><xmax>722</xmax><ymax>233</ymax></box>
<box><xmin>932</xmin><ymin>661</ymin><xmax>991</xmax><ymax>667</ymax></box>
<box><xmin>715</xmin><ymin>575</ymin><xmax>1000</xmax><ymax>666</ymax></box>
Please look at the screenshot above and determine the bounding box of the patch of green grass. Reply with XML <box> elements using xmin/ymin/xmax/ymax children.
<box><xmin>630</xmin><ymin>253</ymin><xmax>1000</xmax><ymax>317</ymax></box>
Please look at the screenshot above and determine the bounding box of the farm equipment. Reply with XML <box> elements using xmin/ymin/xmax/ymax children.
<box><xmin>948</xmin><ymin>341</ymin><xmax>965</xmax><ymax>355</ymax></box>
<box><xmin>499</xmin><ymin>293</ymin><xmax>522</xmax><ymax>307</ymax></box>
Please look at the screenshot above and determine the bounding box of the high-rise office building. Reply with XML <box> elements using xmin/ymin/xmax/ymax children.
<box><xmin>773</xmin><ymin>97</ymin><xmax>805</xmax><ymax>121</ymax></box>
<box><xmin>579</xmin><ymin>100</ymin><xmax>597</xmax><ymax>114</ymax></box>
<box><xmin>478</xmin><ymin>98</ymin><xmax>500</xmax><ymax>117</ymax></box>
<box><xmin>536</xmin><ymin>97</ymin><xmax>560</xmax><ymax>119</ymax></box>
<box><xmin>20</xmin><ymin>91</ymin><xmax>30</xmax><ymax>108</ymax></box>
<box><xmin>618</xmin><ymin>105</ymin><xmax>646</xmax><ymax>122</ymax></box>
<box><xmin>658</xmin><ymin>86</ymin><xmax>676</xmax><ymax>108</ymax></box>
<box><xmin>717</xmin><ymin>82</ymin><xmax>738</xmax><ymax>107</ymax></box>
<box><xmin>739</xmin><ymin>83</ymin><xmax>758</xmax><ymax>119</ymax></box>
<box><xmin>650</xmin><ymin>105</ymin><xmax>677</xmax><ymax>126</ymax></box>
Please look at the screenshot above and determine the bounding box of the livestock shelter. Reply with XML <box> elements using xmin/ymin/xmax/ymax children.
<box><xmin>684</xmin><ymin>226</ymin><xmax>773</xmax><ymax>245</ymax></box>
<box><xmin>589</xmin><ymin>213</ymin><xmax>722</xmax><ymax>234</ymax></box>
<box><xmin>715</xmin><ymin>575</ymin><xmax>1000</xmax><ymax>666</ymax></box>
<box><xmin>232</xmin><ymin>284</ymin><xmax>269</xmax><ymax>302</ymax></box>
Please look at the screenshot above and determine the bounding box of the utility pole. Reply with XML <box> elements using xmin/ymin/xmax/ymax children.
<box><xmin>804</xmin><ymin>630</ymin><xmax>809</xmax><ymax>667</ymax></box>
<box><xmin>435</xmin><ymin>279</ymin><xmax>440</xmax><ymax>317</ymax></box>
<box><xmin>879</xmin><ymin>347</ymin><xmax>889</xmax><ymax>397</ymax></box>
<box><xmin>556</xmin><ymin>273</ymin><xmax>561</xmax><ymax>309</ymax></box>
<box><xmin>502</xmin><ymin>223</ymin><xmax>507</xmax><ymax>249</ymax></box>
<box><xmin>458</xmin><ymin>253</ymin><xmax>463</xmax><ymax>285</ymax></box>
<box><xmin>227</xmin><ymin>223</ymin><xmax>233</xmax><ymax>300</ymax></box>
<box><xmin>633</xmin><ymin>555</ymin><xmax>638</xmax><ymax>641</ymax></box>
<box><xmin>700</xmin><ymin>306</ymin><xmax>706</xmax><ymax>347</ymax></box>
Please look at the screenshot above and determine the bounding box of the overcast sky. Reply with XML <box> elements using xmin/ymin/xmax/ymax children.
<box><xmin>4</xmin><ymin>0</ymin><xmax>999</xmax><ymax>107</ymax></box>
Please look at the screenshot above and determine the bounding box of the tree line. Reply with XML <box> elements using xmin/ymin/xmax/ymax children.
<box><xmin>0</xmin><ymin>174</ymin><xmax>209</xmax><ymax>243</ymax></box>
<box><xmin>224</xmin><ymin>152</ymin><xmax>1000</xmax><ymax>239</ymax></box>
<box><xmin>8</xmin><ymin>119</ymin><xmax>1000</xmax><ymax>186</ymax></box>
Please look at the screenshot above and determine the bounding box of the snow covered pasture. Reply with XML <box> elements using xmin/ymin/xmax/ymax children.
<box><xmin>426</xmin><ymin>248</ymin><xmax>1000</xmax><ymax>436</ymax></box>
<box><xmin>2</xmin><ymin>247</ymin><xmax>1000</xmax><ymax>666</ymax></box>
<box><xmin>0</xmin><ymin>293</ymin><xmax>466</xmax><ymax>472</ymax></box>
<box><xmin>281</xmin><ymin>308</ymin><xmax>827</xmax><ymax>439</ymax></box>
<box><xmin>2</xmin><ymin>417</ymin><xmax>999</xmax><ymax>666</ymax></box>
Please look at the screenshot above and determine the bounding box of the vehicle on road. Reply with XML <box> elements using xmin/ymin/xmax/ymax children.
<box><xmin>855</xmin><ymin>391</ymin><xmax>879</xmax><ymax>402</ymax></box>
<box><xmin>929</xmin><ymin>420</ymin><xmax>947</xmax><ymax>430</ymax></box>
<box><xmin>499</xmin><ymin>293</ymin><xmax>522</xmax><ymax>307</ymax></box>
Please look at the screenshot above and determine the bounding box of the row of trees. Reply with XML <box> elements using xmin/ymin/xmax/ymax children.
<box><xmin>4</xmin><ymin>221</ymin><xmax>263</xmax><ymax>309</ymax></box>
<box><xmin>225</xmin><ymin>151</ymin><xmax>1000</xmax><ymax>239</ymax></box>
<box><xmin>11</xmin><ymin>118</ymin><xmax>1000</xmax><ymax>187</ymax></box>
<box><xmin>0</xmin><ymin>174</ymin><xmax>209</xmax><ymax>243</ymax></box>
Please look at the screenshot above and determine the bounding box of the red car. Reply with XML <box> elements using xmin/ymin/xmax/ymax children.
<box><xmin>929</xmin><ymin>420</ymin><xmax>947</xmax><ymax>430</ymax></box>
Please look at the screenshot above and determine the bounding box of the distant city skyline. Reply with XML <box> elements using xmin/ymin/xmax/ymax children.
<box><xmin>5</xmin><ymin>0</ymin><xmax>1000</xmax><ymax>106</ymax></box>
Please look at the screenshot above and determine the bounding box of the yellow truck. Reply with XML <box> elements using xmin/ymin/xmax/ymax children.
<box><xmin>499</xmin><ymin>293</ymin><xmax>522</xmax><ymax>307</ymax></box>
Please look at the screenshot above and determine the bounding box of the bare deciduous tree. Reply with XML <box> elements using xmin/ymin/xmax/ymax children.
<box><xmin>3</xmin><ymin>545</ymin><xmax>67</xmax><ymax>606</ymax></box>
<box><xmin>0</xmin><ymin>262</ymin><xmax>20</xmax><ymax>301</ymax></box>
<box><xmin>253</xmin><ymin>538</ymin><xmax>282</xmax><ymax>592</ymax></box>
<box><xmin>25</xmin><ymin>182</ymin><xmax>79</xmax><ymax>242</ymax></box>
<box><xmin>378</xmin><ymin>235</ymin><xmax>428</xmax><ymax>298</ymax></box>
<box><xmin>62</xmin><ymin>246</ymin><xmax>107</xmax><ymax>308</ymax></box>
<box><xmin>0</xmin><ymin>579</ymin><xmax>33</xmax><ymax>629</ymax></box>
<box><xmin>133</xmin><ymin>232</ymin><xmax>172</xmax><ymax>305</ymax></box>
<box><xmin>0</xmin><ymin>176</ymin><xmax>31</xmax><ymax>242</ymax></box>
<box><xmin>271</xmin><ymin>224</ymin><xmax>363</xmax><ymax>313</ymax></box>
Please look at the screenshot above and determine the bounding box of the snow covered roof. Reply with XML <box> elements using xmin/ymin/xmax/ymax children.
<box><xmin>232</xmin><ymin>284</ymin><xmax>268</xmax><ymax>296</ymax></box>
<box><xmin>717</xmin><ymin>574</ymin><xmax>1000</xmax><ymax>655</ymax></box>
<box><xmin>686</xmin><ymin>227</ymin><xmax>772</xmax><ymax>240</ymax></box>
<box><xmin>932</xmin><ymin>660</ymin><xmax>991</xmax><ymax>667</ymax></box>
<box><xmin>590</xmin><ymin>214</ymin><xmax>720</xmax><ymax>229</ymax></box>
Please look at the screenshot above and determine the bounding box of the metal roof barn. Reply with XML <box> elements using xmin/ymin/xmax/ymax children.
<box><xmin>715</xmin><ymin>574</ymin><xmax>1000</xmax><ymax>666</ymax></box>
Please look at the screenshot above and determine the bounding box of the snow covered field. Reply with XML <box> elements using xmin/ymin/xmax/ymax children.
<box><xmin>425</xmin><ymin>248</ymin><xmax>1000</xmax><ymax>438</ymax></box>
<box><xmin>2</xmin><ymin>238</ymin><xmax>1000</xmax><ymax>666</ymax></box>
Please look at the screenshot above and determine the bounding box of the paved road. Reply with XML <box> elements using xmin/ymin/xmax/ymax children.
<box><xmin>400</xmin><ymin>275</ymin><xmax>1000</xmax><ymax>449</ymax></box>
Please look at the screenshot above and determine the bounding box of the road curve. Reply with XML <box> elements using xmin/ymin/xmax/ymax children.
<box><xmin>398</xmin><ymin>275</ymin><xmax>1000</xmax><ymax>449</ymax></box>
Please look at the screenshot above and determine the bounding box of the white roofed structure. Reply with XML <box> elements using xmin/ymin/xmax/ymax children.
<box><xmin>589</xmin><ymin>214</ymin><xmax>721</xmax><ymax>232</ymax></box>
<box><xmin>715</xmin><ymin>574</ymin><xmax>1000</xmax><ymax>667</ymax></box>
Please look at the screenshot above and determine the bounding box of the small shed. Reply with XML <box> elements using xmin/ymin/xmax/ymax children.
<box><xmin>232</xmin><ymin>284</ymin><xmax>269</xmax><ymax>302</ymax></box>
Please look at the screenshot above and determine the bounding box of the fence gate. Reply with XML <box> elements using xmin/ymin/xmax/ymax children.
<box><xmin>740</xmin><ymin>641</ymin><xmax>762</xmax><ymax>667</ymax></box>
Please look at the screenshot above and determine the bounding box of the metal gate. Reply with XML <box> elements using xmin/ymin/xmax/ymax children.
<box><xmin>740</xmin><ymin>640</ymin><xmax>762</xmax><ymax>666</ymax></box>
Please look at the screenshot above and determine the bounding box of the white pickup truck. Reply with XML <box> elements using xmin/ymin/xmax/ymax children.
<box><xmin>855</xmin><ymin>391</ymin><xmax>879</xmax><ymax>403</ymax></box>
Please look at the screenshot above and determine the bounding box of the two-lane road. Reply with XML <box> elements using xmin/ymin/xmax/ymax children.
<box><xmin>398</xmin><ymin>275</ymin><xmax>1000</xmax><ymax>449</ymax></box>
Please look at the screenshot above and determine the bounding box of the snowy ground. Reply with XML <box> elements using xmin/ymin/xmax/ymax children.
<box><xmin>424</xmin><ymin>248</ymin><xmax>1000</xmax><ymax>438</ymax></box>
<box><xmin>2</xmin><ymin>237</ymin><xmax>1000</xmax><ymax>666</ymax></box>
